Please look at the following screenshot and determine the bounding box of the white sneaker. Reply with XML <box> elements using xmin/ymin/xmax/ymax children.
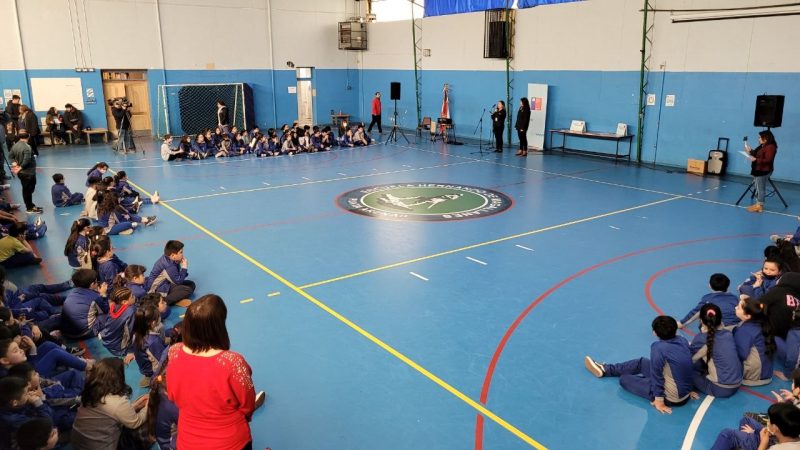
<box><xmin>118</xmin><ymin>229</ymin><xmax>134</xmax><ymax>235</ymax></box>
<box><xmin>151</xmin><ymin>191</ymin><xmax>160</xmax><ymax>204</ymax></box>
<box><xmin>584</xmin><ymin>356</ymin><xmax>605</xmax><ymax>378</ymax></box>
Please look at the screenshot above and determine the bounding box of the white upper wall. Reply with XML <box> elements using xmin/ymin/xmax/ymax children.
<box><xmin>0</xmin><ymin>0</ymin><xmax>25</xmax><ymax>69</ymax></box>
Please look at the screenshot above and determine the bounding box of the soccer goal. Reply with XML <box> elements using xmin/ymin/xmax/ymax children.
<box><xmin>155</xmin><ymin>83</ymin><xmax>252</xmax><ymax>137</ymax></box>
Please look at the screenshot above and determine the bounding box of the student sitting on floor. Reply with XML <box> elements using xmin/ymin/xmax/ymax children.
<box><xmin>232</xmin><ymin>131</ymin><xmax>247</xmax><ymax>155</ymax></box>
<box><xmin>733</xmin><ymin>298</ymin><xmax>774</xmax><ymax>386</ymax></box>
<box><xmin>132</xmin><ymin>303</ymin><xmax>166</xmax><ymax>388</ymax></box>
<box><xmin>81</xmin><ymin>177</ymin><xmax>104</xmax><ymax>220</ymax></box>
<box><xmin>85</xmin><ymin>162</ymin><xmax>109</xmax><ymax>187</ymax></box>
<box><xmin>146</xmin><ymin>240</ymin><xmax>195</xmax><ymax>307</ymax></box>
<box><xmin>342</xmin><ymin>128</ymin><xmax>355</xmax><ymax>147</ymax></box>
<box><xmin>679</xmin><ymin>273</ymin><xmax>740</xmax><ymax>329</ymax></box>
<box><xmin>584</xmin><ymin>315</ymin><xmax>694</xmax><ymax>414</ymax></box>
<box><xmin>0</xmin><ymin>223</ymin><xmax>42</xmax><ymax>269</ymax></box>
<box><xmin>14</xmin><ymin>417</ymin><xmax>60</xmax><ymax>450</ymax></box>
<box><xmin>254</xmin><ymin>134</ymin><xmax>269</xmax><ymax>157</ymax></box>
<box><xmin>113</xmin><ymin>171</ymin><xmax>159</xmax><ymax>212</ymax></box>
<box><xmin>772</xmin><ymin>215</ymin><xmax>800</xmax><ymax>256</ymax></box>
<box><xmin>215</xmin><ymin>135</ymin><xmax>233</xmax><ymax>158</ymax></box>
<box><xmin>147</xmin><ymin>352</ymin><xmax>179</xmax><ymax>450</ymax></box>
<box><xmin>690</xmin><ymin>304</ymin><xmax>743</xmax><ymax>398</ymax></box>
<box><xmin>160</xmin><ymin>134</ymin><xmax>185</xmax><ymax>161</ymax></box>
<box><xmin>99</xmin><ymin>287</ymin><xmax>136</xmax><ymax>360</ymax></box>
<box><xmin>739</xmin><ymin>257</ymin><xmax>783</xmax><ymax>300</ymax></box>
<box><xmin>2</xmin><ymin>330</ymin><xmax>90</xmax><ymax>379</ymax></box>
<box><xmin>50</xmin><ymin>173</ymin><xmax>84</xmax><ymax>208</ymax></box>
<box><xmin>0</xmin><ymin>376</ymin><xmax>54</xmax><ymax>450</ymax></box>
<box><xmin>8</xmin><ymin>363</ymin><xmax>80</xmax><ymax>433</ymax></box>
<box><xmin>64</xmin><ymin>218</ymin><xmax>91</xmax><ymax>270</ymax></box>
<box><xmin>267</xmin><ymin>134</ymin><xmax>281</xmax><ymax>156</ymax></box>
<box><xmin>96</xmin><ymin>192</ymin><xmax>156</xmax><ymax>236</ymax></box>
<box><xmin>191</xmin><ymin>134</ymin><xmax>210</xmax><ymax>159</ymax></box>
<box><xmin>113</xmin><ymin>265</ymin><xmax>148</xmax><ymax>303</ymax></box>
<box><xmin>92</xmin><ymin>236</ymin><xmax>128</xmax><ymax>287</ymax></box>
<box><xmin>353</xmin><ymin>124</ymin><xmax>371</xmax><ymax>146</ymax></box>
<box><xmin>59</xmin><ymin>269</ymin><xmax>109</xmax><ymax>340</ymax></box>
<box><xmin>321</xmin><ymin>126</ymin><xmax>336</xmax><ymax>150</ymax></box>
<box><xmin>281</xmin><ymin>131</ymin><xmax>298</xmax><ymax>155</ymax></box>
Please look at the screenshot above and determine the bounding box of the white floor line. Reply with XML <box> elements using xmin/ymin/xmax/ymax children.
<box><xmin>466</xmin><ymin>256</ymin><xmax>488</xmax><ymax>266</ymax></box>
<box><xmin>388</xmin><ymin>143</ymin><xmax>799</xmax><ymax>218</ymax></box>
<box><xmin>681</xmin><ymin>395</ymin><xmax>715</xmax><ymax>450</ymax></box>
<box><xmin>337</xmin><ymin>173</ymin><xmax>347</xmax><ymax>176</ymax></box>
<box><xmin>609</xmin><ymin>225</ymin><xmax>621</xmax><ymax>230</ymax></box>
<box><xmin>515</xmin><ymin>244</ymin><xmax>534</xmax><ymax>251</ymax></box>
<box><xmin>301</xmin><ymin>177</ymin><xmax>311</xmax><ymax>180</ymax></box>
<box><xmin>409</xmin><ymin>272</ymin><xmax>429</xmax><ymax>281</ymax></box>
<box><xmin>164</xmin><ymin>160</ymin><xmax>477</xmax><ymax>202</ymax></box>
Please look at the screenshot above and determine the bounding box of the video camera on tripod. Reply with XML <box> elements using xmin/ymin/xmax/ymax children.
<box><xmin>108</xmin><ymin>97</ymin><xmax>133</xmax><ymax>108</ymax></box>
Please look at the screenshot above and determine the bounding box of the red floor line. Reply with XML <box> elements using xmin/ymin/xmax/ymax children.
<box><xmin>474</xmin><ymin>233</ymin><xmax>766</xmax><ymax>450</ymax></box>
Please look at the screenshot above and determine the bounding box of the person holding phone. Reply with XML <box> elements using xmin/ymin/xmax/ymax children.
<box><xmin>744</xmin><ymin>130</ymin><xmax>778</xmax><ymax>213</ymax></box>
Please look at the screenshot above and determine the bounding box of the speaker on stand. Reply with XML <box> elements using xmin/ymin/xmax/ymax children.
<box><xmin>390</xmin><ymin>82</ymin><xmax>401</xmax><ymax>101</ymax></box>
<box><xmin>754</xmin><ymin>95</ymin><xmax>784</xmax><ymax>128</ymax></box>
<box><xmin>385</xmin><ymin>82</ymin><xmax>409</xmax><ymax>144</ymax></box>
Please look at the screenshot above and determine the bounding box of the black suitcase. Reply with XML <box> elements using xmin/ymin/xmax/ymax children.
<box><xmin>707</xmin><ymin>137</ymin><xmax>729</xmax><ymax>176</ymax></box>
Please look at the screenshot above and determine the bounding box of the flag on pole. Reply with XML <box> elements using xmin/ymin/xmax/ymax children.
<box><xmin>441</xmin><ymin>84</ymin><xmax>450</xmax><ymax>119</ymax></box>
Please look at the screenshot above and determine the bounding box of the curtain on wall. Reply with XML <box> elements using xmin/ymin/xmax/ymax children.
<box><xmin>424</xmin><ymin>0</ymin><xmax>510</xmax><ymax>18</ymax></box>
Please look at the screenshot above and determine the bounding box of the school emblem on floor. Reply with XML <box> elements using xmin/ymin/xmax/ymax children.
<box><xmin>337</xmin><ymin>183</ymin><xmax>513</xmax><ymax>221</ymax></box>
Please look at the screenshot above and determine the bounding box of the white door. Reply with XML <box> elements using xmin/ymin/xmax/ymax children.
<box><xmin>296</xmin><ymin>68</ymin><xmax>314</xmax><ymax>127</ymax></box>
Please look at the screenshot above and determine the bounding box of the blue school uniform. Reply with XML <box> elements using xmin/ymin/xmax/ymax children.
<box><xmin>690</xmin><ymin>328</ymin><xmax>743</xmax><ymax>397</ymax></box>
<box><xmin>99</xmin><ymin>303</ymin><xmax>136</xmax><ymax>357</ymax></box>
<box><xmin>51</xmin><ymin>183</ymin><xmax>84</xmax><ymax>207</ymax></box>
<box><xmin>97</xmin><ymin>255</ymin><xmax>128</xmax><ymax>286</ymax></box>
<box><xmin>777</xmin><ymin>328</ymin><xmax>800</xmax><ymax>372</ymax></box>
<box><xmin>128</xmin><ymin>281</ymin><xmax>146</xmax><ymax>303</ymax></box>
<box><xmin>0</xmin><ymin>402</ymin><xmax>54</xmax><ymax>448</ymax></box>
<box><xmin>154</xmin><ymin>387</ymin><xmax>179</xmax><ymax>450</ymax></box>
<box><xmin>680</xmin><ymin>291</ymin><xmax>741</xmax><ymax>328</ymax></box>
<box><xmin>191</xmin><ymin>141</ymin><xmax>209</xmax><ymax>158</ymax></box>
<box><xmin>60</xmin><ymin>287</ymin><xmax>109</xmax><ymax>339</ymax></box>
<box><xmin>66</xmin><ymin>235</ymin><xmax>88</xmax><ymax>268</ymax></box>
<box><xmin>254</xmin><ymin>140</ymin><xmax>268</xmax><ymax>157</ymax></box>
<box><xmin>739</xmin><ymin>275</ymin><xmax>779</xmax><ymax>300</ymax></box>
<box><xmin>145</xmin><ymin>255</ymin><xmax>188</xmax><ymax>295</ymax></box>
<box><xmin>733</xmin><ymin>321</ymin><xmax>772</xmax><ymax>385</ymax></box>
<box><xmin>134</xmin><ymin>332</ymin><xmax>167</xmax><ymax>377</ymax></box>
<box><xmin>311</xmin><ymin>135</ymin><xmax>323</xmax><ymax>150</ymax></box>
<box><xmin>86</xmin><ymin>168</ymin><xmax>104</xmax><ymax>186</ymax></box>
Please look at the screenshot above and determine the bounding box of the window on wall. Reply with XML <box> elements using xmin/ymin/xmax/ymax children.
<box><xmin>371</xmin><ymin>0</ymin><xmax>425</xmax><ymax>22</ymax></box>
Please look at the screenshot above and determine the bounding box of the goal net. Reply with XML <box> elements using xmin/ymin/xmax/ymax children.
<box><xmin>155</xmin><ymin>83</ymin><xmax>247</xmax><ymax>137</ymax></box>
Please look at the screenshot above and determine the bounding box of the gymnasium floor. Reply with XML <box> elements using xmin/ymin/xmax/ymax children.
<box><xmin>8</xmin><ymin>135</ymin><xmax>800</xmax><ymax>449</ymax></box>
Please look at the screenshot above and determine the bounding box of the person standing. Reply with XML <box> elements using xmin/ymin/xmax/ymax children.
<box><xmin>368</xmin><ymin>92</ymin><xmax>382</xmax><ymax>134</ymax></box>
<box><xmin>64</xmin><ymin>104</ymin><xmax>84</xmax><ymax>143</ymax></box>
<box><xmin>217</xmin><ymin>101</ymin><xmax>230</xmax><ymax>136</ymax></box>
<box><xmin>9</xmin><ymin>131</ymin><xmax>42</xmax><ymax>213</ymax></box>
<box><xmin>5</xmin><ymin>95</ymin><xmax>21</xmax><ymax>130</ymax></box>
<box><xmin>111</xmin><ymin>100</ymin><xmax>134</xmax><ymax>153</ymax></box>
<box><xmin>167</xmin><ymin>294</ymin><xmax>265</xmax><ymax>450</ymax></box>
<box><xmin>491</xmin><ymin>100</ymin><xmax>506</xmax><ymax>153</ymax></box>
<box><xmin>745</xmin><ymin>130</ymin><xmax>778</xmax><ymax>213</ymax></box>
<box><xmin>515</xmin><ymin>97</ymin><xmax>531</xmax><ymax>157</ymax></box>
<box><xmin>18</xmin><ymin>105</ymin><xmax>39</xmax><ymax>156</ymax></box>
<box><xmin>0</xmin><ymin>107</ymin><xmax>9</xmax><ymax>181</ymax></box>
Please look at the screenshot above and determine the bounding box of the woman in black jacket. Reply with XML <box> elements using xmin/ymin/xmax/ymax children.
<box><xmin>515</xmin><ymin>97</ymin><xmax>531</xmax><ymax>156</ymax></box>
<box><xmin>491</xmin><ymin>100</ymin><xmax>506</xmax><ymax>153</ymax></box>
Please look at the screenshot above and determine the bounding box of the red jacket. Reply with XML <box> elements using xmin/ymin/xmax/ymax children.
<box><xmin>751</xmin><ymin>142</ymin><xmax>777</xmax><ymax>176</ymax></box>
<box><xmin>371</xmin><ymin>97</ymin><xmax>381</xmax><ymax>115</ymax></box>
<box><xmin>167</xmin><ymin>344</ymin><xmax>256</xmax><ymax>450</ymax></box>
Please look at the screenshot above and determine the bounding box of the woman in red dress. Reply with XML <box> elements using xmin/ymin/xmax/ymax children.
<box><xmin>166</xmin><ymin>294</ymin><xmax>265</xmax><ymax>450</ymax></box>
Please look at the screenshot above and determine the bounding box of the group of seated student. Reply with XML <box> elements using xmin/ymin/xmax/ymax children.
<box><xmin>583</xmin><ymin>216</ymin><xmax>800</xmax><ymax>449</ymax></box>
<box><xmin>0</xmin><ymin>158</ymin><xmax>202</xmax><ymax>448</ymax></box>
<box><xmin>160</xmin><ymin>121</ymin><xmax>374</xmax><ymax>161</ymax></box>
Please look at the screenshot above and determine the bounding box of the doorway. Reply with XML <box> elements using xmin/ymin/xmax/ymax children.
<box><xmin>296</xmin><ymin>67</ymin><xmax>314</xmax><ymax>127</ymax></box>
<box><xmin>101</xmin><ymin>70</ymin><xmax>152</xmax><ymax>137</ymax></box>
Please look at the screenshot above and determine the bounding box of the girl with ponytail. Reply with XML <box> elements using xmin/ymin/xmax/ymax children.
<box><xmin>690</xmin><ymin>303</ymin><xmax>742</xmax><ymax>398</ymax></box>
<box><xmin>146</xmin><ymin>353</ymin><xmax>179</xmax><ymax>450</ymax></box>
<box><xmin>733</xmin><ymin>298</ymin><xmax>774</xmax><ymax>386</ymax></box>
<box><xmin>64</xmin><ymin>218</ymin><xmax>92</xmax><ymax>269</ymax></box>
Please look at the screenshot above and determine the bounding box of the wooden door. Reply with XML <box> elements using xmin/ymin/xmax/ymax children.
<box><xmin>125</xmin><ymin>82</ymin><xmax>151</xmax><ymax>136</ymax></box>
<box><xmin>103</xmin><ymin>82</ymin><xmax>126</xmax><ymax>135</ymax></box>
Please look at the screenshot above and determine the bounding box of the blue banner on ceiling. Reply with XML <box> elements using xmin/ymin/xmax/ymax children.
<box><xmin>518</xmin><ymin>0</ymin><xmax>583</xmax><ymax>8</ymax></box>
<box><xmin>424</xmin><ymin>0</ymin><xmax>510</xmax><ymax>18</ymax></box>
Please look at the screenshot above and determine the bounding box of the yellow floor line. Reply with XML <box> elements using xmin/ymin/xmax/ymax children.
<box><xmin>240</xmin><ymin>298</ymin><xmax>255</xmax><ymax>304</ymax></box>
<box><xmin>119</xmin><ymin>174</ymin><xmax>547</xmax><ymax>450</ymax></box>
<box><xmin>299</xmin><ymin>196</ymin><xmax>682</xmax><ymax>289</ymax></box>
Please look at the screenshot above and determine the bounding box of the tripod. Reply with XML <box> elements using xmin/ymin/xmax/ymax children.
<box><xmin>384</xmin><ymin>99</ymin><xmax>409</xmax><ymax>145</ymax></box>
<box><xmin>471</xmin><ymin>108</ymin><xmax>490</xmax><ymax>155</ymax></box>
<box><xmin>735</xmin><ymin>177</ymin><xmax>788</xmax><ymax>208</ymax></box>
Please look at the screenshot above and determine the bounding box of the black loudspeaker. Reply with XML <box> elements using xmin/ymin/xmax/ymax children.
<box><xmin>486</xmin><ymin>22</ymin><xmax>508</xmax><ymax>58</ymax></box>
<box><xmin>754</xmin><ymin>95</ymin><xmax>784</xmax><ymax>128</ymax></box>
<box><xmin>390</xmin><ymin>82</ymin><xmax>401</xmax><ymax>100</ymax></box>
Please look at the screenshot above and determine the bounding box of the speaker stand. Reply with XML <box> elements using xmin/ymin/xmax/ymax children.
<box><xmin>384</xmin><ymin>99</ymin><xmax>409</xmax><ymax>145</ymax></box>
<box><xmin>735</xmin><ymin>177</ymin><xmax>788</xmax><ymax>208</ymax></box>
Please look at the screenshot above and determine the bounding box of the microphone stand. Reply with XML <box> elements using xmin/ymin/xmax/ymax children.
<box><xmin>471</xmin><ymin>108</ymin><xmax>489</xmax><ymax>156</ymax></box>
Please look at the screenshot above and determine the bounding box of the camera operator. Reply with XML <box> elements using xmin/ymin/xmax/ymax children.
<box><xmin>64</xmin><ymin>103</ymin><xmax>84</xmax><ymax>144</ymax></box>
<box><xmin>111</xmin><ymin>98</ymin><xmax>135</xmax><ymax>152</ymax></box>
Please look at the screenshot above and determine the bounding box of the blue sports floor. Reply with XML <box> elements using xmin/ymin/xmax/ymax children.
<box><xmin>8</xmin><ymin>136</ymin><xmax>800</xmax><ymax>449</ymax></box>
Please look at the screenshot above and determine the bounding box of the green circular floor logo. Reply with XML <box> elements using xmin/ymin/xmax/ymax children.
<box><xmin>337</xmin><ymin>183</ymin><xmax>513</xmax><ymax>221</ymax></box>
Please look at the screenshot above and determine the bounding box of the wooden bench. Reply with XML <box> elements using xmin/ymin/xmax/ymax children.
<box><xmin>83</xmin><ymin>128</ymin><xmax>109</xmax><ymax>145</ymax></box>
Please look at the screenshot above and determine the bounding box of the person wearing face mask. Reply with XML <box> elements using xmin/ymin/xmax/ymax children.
<box><xmin>757</xmin><ymin>272</ymin><xmax>800</xmax><ymax>342</ymax></box>
<box><xmin>739</xmin><ymin>257</ymin><xmax>783</xmax><ymax>301</ymax></box>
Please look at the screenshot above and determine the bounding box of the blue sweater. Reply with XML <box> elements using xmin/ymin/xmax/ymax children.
<box><xmin>650</xmin><ymin>336</ymin><xmax>694</xmax><ymax>403</ymax></box>
<box><xmin>733</xmin><ymin>321</ymin><xmax>773</xmax><ymax>385</ymax></box>
<box><xmin>739</xmin><ymin>275</ymin><xmax>779</xmax><ymax>300</ymax></box>
<box><xmin>60</xmin><ymin>287</ymin><xmax>109</xmax><ymax>339</ymax></box>
<box><xmin>146</xmin><ymin>255</ymin><xmax>188</xmax><ymax>295</ymax></box>
<box><xmin>97</xmin><ymin>255</ymin><xmax>128</xmax><ymax>286</ymax></box>
<box><xmin>134</xmin><ymin>332</ymin><xmax>167</xmax><ymax>377</ymax></box>
<box><xmin>154</xmin><ymin>388</ymin><xmax>179</xmax><ymax>450</ymax></box>
<box><xmin>0</xmin><ymin>402</ymin><xmax>53</xmax><ymax>449</ymax></box>
<box><xmin>680</xmin><ymin>291</ymin><xmax>741</xmax><ymax>327</ymax></box>
<box><xmin>99</xmin><ymin>304</ymin><xmax>136</xmax><ymax>357</ymax></box>
<box><xmin>66</xmin><ymin>235</ymin><xmax>88</xmax><ymax>268</ymax></box>
<box><xmin>86</xmin><ymin>168</ymin><xmax>104</xmax><ymax>186</ymax></box>
<box><xmin>790</xmin><ymin>225</ymin><xmax>800</xmax><ymax>246</ymax></box>
<box><xmin>51</xmin><ymin>183</ymin><xmax>74</xmax><ymax>207</ymax></box>
<box><xmin>691</xmin><ymin>328</ymin><xmax>743</xmax><ymax>387</ymax></box>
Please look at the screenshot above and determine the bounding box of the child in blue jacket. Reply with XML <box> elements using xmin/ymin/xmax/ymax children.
<box><xmin>64</xmin><ymin>218</ymin><xmax>91</xmax><ymax>269</ymax></box>
<box><xmin>733</xmin><ymin>298</ymin><xmax>774</xmax><ymax>386</ymax></box>
<box><xmin>85</xmin><ymin>162</ymin><xmax>108</xmax><ymax>186</ymax></box>
<box><xmin>59</xmin><ymin>269</ymin><xmax>109</xmax><ymax>339</ymax></box>
<box><xmin>132</xmin><ymin>303</ymin><xmax>167</xmax><ymax>387</ymax></box>
<box><xmin>690</xmin><ymin>304</ymin><xmax>743</xmax><ymax>398</ymax></box>
<box><xmin>145</xmin><ymin>240</ymin><xmax>195</xmax><ymax>306</ymax></box>
<box><xmin>51</xmin><ymin>173</ymin><xmax>84</xmax><ymax>207</ymax></box>
<box><xmin>92</xmin><ymin>236</ymin><xmax>128</xmax><ymax>287</ymax></box>
<box><xmin>679</xmin><ymin>273</ymin><xmax>741</xmax><ymax>329</ymax></box>
<box><xmin>772</xmin><ymin>215</ymin><xmax>800</xmax><ymax>248</ymax></box>
<box><xmin>739</xmin><ymin>257</ymin><xmax>782</xmax><ymax>300</ymax></box>
<box><xmin>584</xmin><ymin>316</ymin><xmax>695</xmax><ymax>414</ymax></box>
<box><xmin>0</xmin><ymin>376</ymin><xmax>55</xmax><ymax>449</ymax></box>
<box><xmin>99</xmin><ymin>287</ymin><xmax>136</xmax><ymax>359</ymax></box>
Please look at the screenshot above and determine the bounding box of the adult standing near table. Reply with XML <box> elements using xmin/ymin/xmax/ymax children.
<box><xmin>18</xmin><ymin>105</ymin><xmax>39</xmax><ymax>156</ymax></box>
<box><xmin>167</xmin><ymin>294</ymin><xmax>266</xmax><ymax>450</ymax></box>
<box><xmin>745</xmin><ymin>130</ymin><xmax>778</xmax><ymax>213</ymax></box>
<box><xmin>9</xmin><ymin>130</ymin><xmax>42</xmax><ymax>213</ymax></box>
<box><xmin>217</xmin><ymin>100</ymin><xmax>230</xmax><ymax>135</ymax></box>
<box><xmin>515</xmin><ymin>97</ymin><xmax>531</xmax><ymax>157</ymax></box>
<box><xmin>368</xmin><ymin>91</ymin><xmax>382</xmax><ymax>134</ymax></box>
<box><xmin>64</xmin><ymin>103</ymin><xmax>84</xmax><ymax>144</ymax></box>
<box><xmin>491</xmin><ymin>100</ymin><xmax>506</xmax><ymax>153</ymax></box>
